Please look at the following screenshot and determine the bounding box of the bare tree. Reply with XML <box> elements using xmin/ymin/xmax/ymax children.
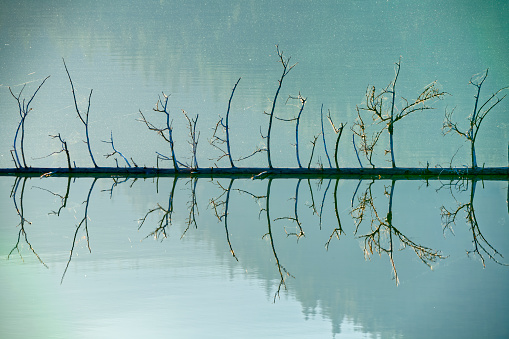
<box><xmin>264</xmin><ymin>45</ymin><xmax>297</xmax><ymax>168</ymax></box>
<box><xmin>210</xmin><ymin>78</ymin><xmax>241</xmax><ymax>167</ymax></box>
<box><xmin>356</xmin><ymin>59</ymin><xmax>447</xmax><ymax>167</ymax></box>
<box><xmin>9</xmin><ymin>76</ymin><xmax>50</xmax><ymax>168</ymax></box>
<box><xmin>443</xmin><ymin>69</ymin><xmax>508</xmax><ymax>168</ymax></box>
<box><xmin>63</xmin><ymin>58</ymin><xmax>98</xmax><ymax>167</ymax></box>
<box><xmin>103</xmin><ymin>131</ymin><xmax>131</xmax><ymax>167</ymax></box>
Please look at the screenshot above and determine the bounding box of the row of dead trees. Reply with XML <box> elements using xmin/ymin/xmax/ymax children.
<box><xmin>7</xmin><ymin>46</ymin><xmax>508</xmax><ymax>171</ymax></box>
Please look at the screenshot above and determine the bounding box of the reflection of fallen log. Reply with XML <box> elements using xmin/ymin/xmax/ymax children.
<box><xmin>1</xmin><ymin>166</ymin><xmax>508</xmax><ymax>180</ymax></box>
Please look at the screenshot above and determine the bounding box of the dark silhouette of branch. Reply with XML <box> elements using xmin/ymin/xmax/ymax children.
<box><xmin>138</xmin><ymin>177</ymin><xmax>178</xmax><ymax>240</ymax></box>
<box><xmin>139</xmin><ymin>93</ymin><xmax>181</xmax><ymax>171</ymax></box>
<box><xmin>33</xmin><ymin>176</ymin><xmax>72</xmax><ymax>216</ymax></box>
<box><xmin>284</xmin><ymin>93</ymin><xmax>307</xmax><ymax>168</ymax></box>
<box><xmin>210</xmin><ymin>78</ymin><xmax>240</xmax><ymax>167</ymax></box>
<box><xmin>326</xmin><ymin>179</ymin><xmax>345</xmax><ymax>250</ymax></box>
<box><xmin>103</xmin><ymin>131</ymin><xmax>131</xmax><ymax>167</ymax></box>
<box><xmin>327</xmin><ymin>111</ymin><xmax>346</xmax><ymax>169</ymax></box>
<box><xmin>33</xmin><ymin>134</ymin><xmax>73</xmax><ymax>170</ymax></box>
<box><xmin>101</xmin><ymin>177</ymin><xmax>131</xmax><ymax>198</ymax></box>
<box><xmin>318</xmin><ymin>179</ymin><xmax>332</xmax><ymax>230</ymax></box>
<box><xmin>262</xmin><ymin>179</ymin><xmax>294</xmax><ymax>302</ymax></box>
<box><xmin>182</xmin><ymin>110</ymin><xmax>200</xmax><ymax>170</ymax></box>
<box><xmin>320</xmin><ymin>104</ymin><xmax>332</xmax><ymax>168</ymax></box>
<box><xmin>209</xmin><ymin>179</ymin><xmax>238</xmax><ymax>260</ymax></box>
<box><xmin>63</xmin><ymin>58</ymin><xmax>97</xmax><ymax>168</ymax></box>
<box><xmin>8</xmin><ymin>177</ymin><xmax>48</xmax><ymax>268</ymax></box>
<box><xmin>274</xmin><ymin>179</ymin><xmax>305</xmax><ymax>240</ymax></box>
<box><xmin>9</xmin><ymin>76</ymin><xmax>50</xmax><ymax>168</ymax></box>
<box><xmin>265</xmin><ymin>45</ymin><xmax>297</xmax><ymax>169</ymax></box>
<box><xmin>61</xmin><ymin>178</ymin><xmax>97</xmax><ymax>283</ymax></box>
<box><xmin>307</xmin><ymin>134</ymin><xmax>321</xmax><ymax>169</ymax></box>
<box><xmin>181</xmin><ymin>177</ymin><xmax>199</xmax><ymax>239</ymax></box>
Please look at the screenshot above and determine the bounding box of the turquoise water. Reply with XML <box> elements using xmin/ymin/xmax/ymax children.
<box><xmin>1</xmin><ymin>1</ymin><xmax>509</xmax><ymax>338</ymax></box>
<box><xmin>1</xmin><ymin>176</ymin><xmax>508</xmax><ymax>338</ymax></box>
<box><xmin>1</xmin><ymin>0</ymin><xmax>508</xmax><ymax>169</ymax></box>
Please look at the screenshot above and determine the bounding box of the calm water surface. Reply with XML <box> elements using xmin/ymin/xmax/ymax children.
<box><xmin>1</xmin><ymin>1</ymin><xmax>508</xmax><ymax>338</ymax></box>
<box><xmin>1</xmin><ymin>176</ymin><xmax>508</xmax><ymax>338</ymax></box>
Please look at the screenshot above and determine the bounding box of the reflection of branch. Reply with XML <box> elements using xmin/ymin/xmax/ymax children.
<box><xmin>318</xmin><ymin>179</ymin><xmax>332</xmax><ymax>230</ymax></box>
<box><xmin>61</xmin><ymin>178</ymin><xmax>97</xmax><ymax>284</ymax></box>
<box><xmin>101</xmin><ymin>177</ymin><xmax>132</xmax><ymax>198</ymax></box>
<box><xmin>274</xmin><ymin>179</ymin><xmax>305</xmax><ymax>240</ymax></box>
<box><xmin>262</xmin><ymin>179</ymin><xmax>294</xmax><ymax>302</ymax></box>
<box><xmin>441</xmin><ymin>180</ymin><xmax>507</xmax><ymax>267</ymax></box>
<box><xmin>8</xmin><ymin>177</ymin><xmax>48</xmax><ymax>268</ymax></box>
<box><xmin>353</xmin><ymin>180</ymin><xmax>445</xmax><ymax>284</ymax></box>
<box><xmin>34</xmin><ymin>176</ymin><xmax>72</xmax><ymax>216</ymax></box>
<box><xmin>138</xmin><ymin>178</ymin><xmax>178</xmax><ymax>240</ymax></box>
<box><xmin>181</xmin><ymin>178</ymin><xmax>199</xmax><ymax>239</ymax></box>
<box><xmin>306</xmin><ymin>179</ymin><xmax>319</xmax><ymax>217</ymax></box>
<box><xmin>326</xmin><ymin>179</ymin><xmax>345</xmax><ymax>250</ymax></box>
<box><xmin>210</xmin><ymin>179</ymin><xmax>238</xmax><ymax>260</ymax></box>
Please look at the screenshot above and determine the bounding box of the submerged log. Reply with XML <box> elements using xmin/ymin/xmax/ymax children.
<box><xmin>0</xmin><ymin>166</ymin><xmax>507</xmax><ymax>180</ymax></box>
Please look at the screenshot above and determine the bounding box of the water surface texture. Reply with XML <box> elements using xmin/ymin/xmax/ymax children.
<box><xmin>1</xmin><ymin>1</ymin><xmax>509</xmax><ymax>338</ymax></box>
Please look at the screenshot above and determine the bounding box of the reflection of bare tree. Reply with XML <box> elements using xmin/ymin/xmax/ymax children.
<box><xmin>138</xmin><ymin>178</ymin><xmax>178</xmax><ymax>240</ymax></box>
<box><xmin>210</xmin><ymin>179</ymin><xmax>238</xmax><ymax>260</ymax></box>
<box><xmin>352</xmin><ymin>180</ymin><xmax>446</xmax><ymax>284</ymax></box>
<box><xmin>441</xmin><ymin>179</ymin><xmax>508</xmax><ymax>267</ymax></box>
<box><xmin>181</xmin><ymin>177</ymin><xmax>199</xmax><ymax>239</ymax></box>
<box><xmin>262</xmin><ymin>179</ymin><xmax>294</xmax><ymax>301</ymax></box>
<box><xmin>34</xmin><ymin>176</ymin><xmax>72</xmax><ymax>216</ymax></box>
<box><xmin>61</xmin><ymin>178</ymin><xmax>97</xmax><ymax>283</ymax></box>
<box><xmin>138</xmin><ymin>177</ymin><xmax>199</xmax><ymax>241</ymax></box>
<box><xmin>274</xmin><ymin>179</ymin><xmax>305</xmax><ymax>240</ymax></box>
<box><xmin>8</xmin><ymin>177</ymin><xmax>48</xmax><ymax>268</ymax></box>
<box><xmin>326</xmin><ymin>179</ymin><xmax>345</xmax><ymax>249</ymax></box>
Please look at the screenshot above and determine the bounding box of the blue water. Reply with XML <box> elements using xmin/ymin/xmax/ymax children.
<box><xmin>1</xmin><ymin>1</ymin><xmax>508</xmax><ymax>338</ymax></box>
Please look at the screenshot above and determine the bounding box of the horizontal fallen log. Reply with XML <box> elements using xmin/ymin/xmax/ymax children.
<box><xmin>0</xmin><ymin>166</ymin><xmax>507</xmax><ymax>180</ymax></box>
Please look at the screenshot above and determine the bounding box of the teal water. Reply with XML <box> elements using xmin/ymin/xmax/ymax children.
<box><xmin>1</xmin><ymin>176</ymin><xmax>508</xmax><ymax>338</ymax></box>
<box><xmin>1</xmin><ymin>1</ymin><xmax>509</xmax><ymax>338</ymax></box>
<box><xmin>1</xmin><ymin>0</ymin><xmax>508</xmax><ymax>169</ymax></box>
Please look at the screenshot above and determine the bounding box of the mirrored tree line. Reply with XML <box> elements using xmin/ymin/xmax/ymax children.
<box><xmin>6</xmin><ymin>175</ymin><xmax>508</xmax><ymax>301</ymax></box>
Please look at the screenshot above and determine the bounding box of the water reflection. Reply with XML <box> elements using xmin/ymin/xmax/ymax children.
<box><xmin>8</xmin><ymin>175</ymin><xmax>509</xmax><ymax>278</ymax></box>
<box><xmin>3</xmin><ymin>175</ymin><xmax>509</xmax><ymax>337</ymax></box>
<box><xmin>440</xmin><ymin>178</ymin><xmax>508</xmax><ymax>268</ymax></box>
<box><xmin>6</xmin><ymin>177</ymin><xmax>508</xmax><ymax>285</ymax></box>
